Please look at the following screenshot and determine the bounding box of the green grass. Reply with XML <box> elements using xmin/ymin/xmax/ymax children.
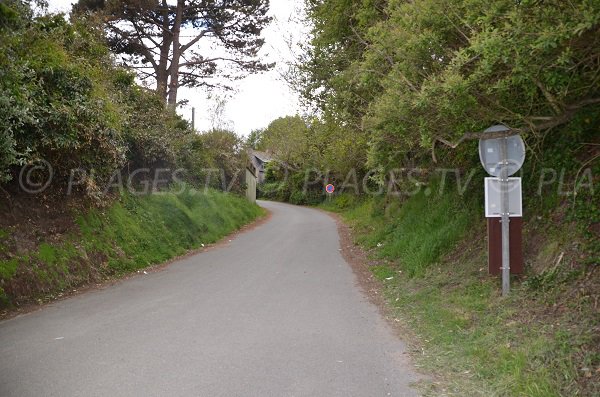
<box><xmin>322</xmin><ymin>185</ymin><xmax>598</xmax><ymax>396</ymax></box>
<box><xmin>77</xmin><ymin>188</ymin><xmax>263</xmax><ymax>273</ymax></box>
<box><xmin>323</xmin><ymin>182</ymin><xmax>480</xmax><ymax>277</ymax></box>
<box><xmin>386</xmin><ymin>267</ymin><xmax>577</xmax><ymax>397</ymax></box>
<box><xmin>0</xmin><ymin>258</ymin><xmax>18</xmax><ymax>280</ymax></box>
<box><xmin>0</xmin><ymin>188</ymin><xmax>263</xmax><ymax>308</ymax></box>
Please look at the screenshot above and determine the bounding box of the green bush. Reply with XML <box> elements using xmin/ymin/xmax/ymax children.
<box><xmin>0</xmin><ymin>9</ymin><xmax>126</xmax><ymax>189</ymax></box>
<box><xmin>0</xmin><ymin>2</ymin><xmax>199</xmax><ymax>196</ymax></box>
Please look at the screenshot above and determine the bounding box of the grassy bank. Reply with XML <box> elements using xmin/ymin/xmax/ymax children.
<box><xmin>322</xmin><ymin>187</ymin><xmax>599</xmax><ymax>396</ymax></box>
<box><xmin>0</xmin><ymin>189</ymin><xmax>263</xmax><ymax>311</ymax></box>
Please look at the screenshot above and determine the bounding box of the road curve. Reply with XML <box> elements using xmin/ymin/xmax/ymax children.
<box><xmin>0</xmin><ymin>201</ymin><xmax>420</xmax><ymax>396</ymax></box>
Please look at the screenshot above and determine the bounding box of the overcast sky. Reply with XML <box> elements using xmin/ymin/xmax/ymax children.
<box><xmin>46</xmin><ymin>0</ymin><xmax>306</xmax><ymax>136</ymax></box>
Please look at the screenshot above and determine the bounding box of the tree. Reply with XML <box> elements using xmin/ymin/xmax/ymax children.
<box><xmin>297</xmin><ymin>0</ymin><xmax>600</xmax><ymax>176</ymax></box>
<box><xmin>178</xmin><ymin>128</ymin><xmax>245</xmax><ymax>191</ymax></box>
<box><xmin>260</xmin><ymin>116</ymin><xmax>310</xmax><ymax>167</ymax></box>
<box><xmin>74</xmin><ymin>0</ymin><xmax>273</xmax><ymax>107</ymax></box>
<box><xmin>246</xmin><ymin>127</ymin><xmax>264</xmax><ymax>150</ymax></box>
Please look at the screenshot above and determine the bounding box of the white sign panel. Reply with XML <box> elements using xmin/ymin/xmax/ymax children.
<box><xmin>484</xmin><ymin>177</ymin><xmax>522</xmax><ymax>217</ymax></box>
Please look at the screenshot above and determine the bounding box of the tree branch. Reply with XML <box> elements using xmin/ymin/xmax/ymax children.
<box><xmin>179</xmin><ymin>57</ymin><xmax>255</xmax><ymax>68</ymax></box>
<box><xmin>532</xmin><ymin>77</ymin><xmax>563</xmax><ymax>115</ymax></box>
<box><xmin>431</xmin><ymin>98</ymin><xmax>600</xmax><ymax>162</ymax></box>
<box><xmin>180</xmin><ymin>30</ymin><xmax>209</xmax><ymax>53</ymax></box>
<box><xmin>107</xmin><ymin>23</ymin><xmax>159</xmax><ymax>70</ymax></box>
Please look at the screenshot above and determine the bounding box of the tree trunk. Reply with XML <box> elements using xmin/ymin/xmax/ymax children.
<box><xmin>155</xmin><ymin>0</ymin><xmax>171</xmax><ymax>100</ymax></box>
<box><xmin>167</xmin><ymin>0</ymin><xmax>184</xmax><ymax>108</ymax></box>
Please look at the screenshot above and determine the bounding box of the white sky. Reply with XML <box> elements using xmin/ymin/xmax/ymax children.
<box><xmin>46</xmin><ymin>0</ymin><xmax>306</xmax><ymax>136</ymax></box>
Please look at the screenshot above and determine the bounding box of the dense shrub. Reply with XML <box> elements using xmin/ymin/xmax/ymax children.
<box><xmin>0</xmin><ymin>1</ymin><xmax>237</xmax><ymax>198</ymax></box>
<box><xmin>0</xmin><ymin>8</ymin><xmax>126</xmax><ymax>191</ymax></box>
<box><xmin>177</xmin><ymin>129</ymin><xmax>246</xmax><ymax>193</ymax></box>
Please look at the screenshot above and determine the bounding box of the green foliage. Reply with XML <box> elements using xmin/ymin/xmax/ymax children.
<box><xmin>0</xmin><ymin>2</ymin><xmax>198</xmax><ymax>196</ymax></box>
<box><xmin>246</xmin><ymin>128</ymin><xmax>264</xmax><ymax>150</ymax></box>
<box><xmin>259</xmin><ymin>116</ymin><xmax>311</xmax><ymax>168</ymax></box>
<box><xmin>0</xmin><ymin>258</ymin><xmax>18</xmax><ymax>280</ymax></box>
<box><xmin>331</xmin><ymin>180</ymin><xmax>480</xmax><ymax>276</ymax></box>
<box><xmin>255</xmin><ymin>113</ymin><xmax>373</xmax><ymax>204</ymax></box>
<box><xmin>0</xmin><ymin>7</ymin><xmax>127</xmax><ymax>188</ymax></box>
<box><xmin>120</xmin><ymin>84</ymin><xmax>189</xmax><ymax>170</ymax></box>
<box><xmin>295</xmin><ymin>0</ymin><xmax>600</xmax><ymax>178</ymax></box>
<box><xmin>258</xmin><ymin>161</ymin><xmax>326</xmax><ymax>205</ymax></box>
<box><xmin>177</xmin><ymin>129</ymin><xmax>246</xmax><ymax>192</ymax></box>
<box><xmin>0</xmin><ymin>1</ymin><xmax>19</xmax><ymax>27</ymax></box>
<box><xmin>324</xmin><ymin>193</ymin><xmax>358</xmax><ymax>210</ymax></box>
<box><xmin>77</xmin><ymin>188</ymin><xmax>262</xmax><ymax>272</ymax></box>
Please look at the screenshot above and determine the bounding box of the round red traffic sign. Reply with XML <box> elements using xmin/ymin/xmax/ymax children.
<box><xmin>325</xmin><ymin>184</ymin><xmax>335</xmax><ymax>194</ymax></box>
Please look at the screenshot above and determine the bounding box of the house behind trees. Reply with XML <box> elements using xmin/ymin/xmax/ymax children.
<box><xmin>249</xmin><ymin>150</ymin><xmax>273</xmax><ymax>184</ymax></box>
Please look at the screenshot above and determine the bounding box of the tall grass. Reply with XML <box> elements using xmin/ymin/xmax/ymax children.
<box><xmin>77</xmin><ymin>188</ymin><xmax>263</xmax><ymax>273</ymax></box>
<box><xmin>325</xmin><ymin>181</ymin><xmax>480</xmax><ymax>276</ymax></box>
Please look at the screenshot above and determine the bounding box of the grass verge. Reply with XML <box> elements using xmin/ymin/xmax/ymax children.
<box><xmin>322</xmin><ymin>188</ymin><xmax>599</xmax><ymax>396</ymax></box>
<box><xmin>0</xmin><ymin>188</ymin><xmax>264</xmax><ymax>311</ymax></box>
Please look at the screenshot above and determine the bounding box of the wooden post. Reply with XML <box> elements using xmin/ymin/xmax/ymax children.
<box><xmin>487</xmin><ymin>217</ymin><xmax>523</xmax><ymax>275</ymax></box>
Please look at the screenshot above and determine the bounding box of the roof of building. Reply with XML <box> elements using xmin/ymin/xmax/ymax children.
<box><xmin>250</xmin><ymin>150</ymin><xmax>273</xmax><ymax>163</ymax></box>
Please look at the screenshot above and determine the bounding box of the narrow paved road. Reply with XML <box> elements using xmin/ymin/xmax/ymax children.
<box><xmin>0</xmin><ymin>201</ymin><xmax>419</xmax><ymax>396</ymax></box>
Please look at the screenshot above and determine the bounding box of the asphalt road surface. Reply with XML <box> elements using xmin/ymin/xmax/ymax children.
<box><xmin>0</xmin><ymin>201</ymin><xmax>420</xmax><ymax>396</ymax></box>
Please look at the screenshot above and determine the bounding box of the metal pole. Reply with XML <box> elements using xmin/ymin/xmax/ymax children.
<box><xmin>192</xmin><ymin>107</ymin><xmax>195</xmax><ymax>131</ymax></box>
<box><xmin>500</xmin><ymin>137</ymin><xmax>510</xmax><ymax>296</ymax></box>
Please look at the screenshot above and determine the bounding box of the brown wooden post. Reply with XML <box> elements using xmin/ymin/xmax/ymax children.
<box><xmin>487</xmin><ymin>217</ymin><xmax>523</xmax><ymax>275</ymax></box>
